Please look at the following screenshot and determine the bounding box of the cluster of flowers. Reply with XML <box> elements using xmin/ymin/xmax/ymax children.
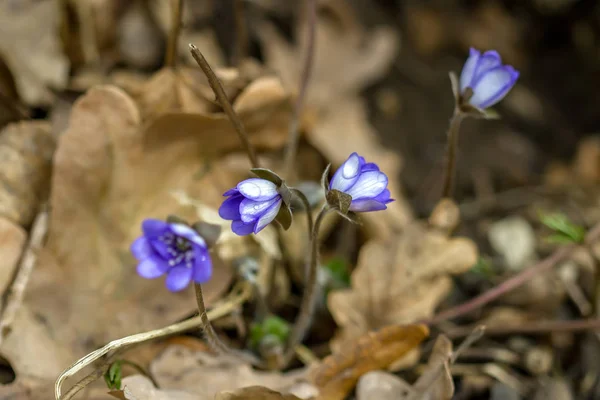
<box><xmin>131</xmin><ymin>48</ymin><xmax>518</xmax><ymax>292</ymax></box>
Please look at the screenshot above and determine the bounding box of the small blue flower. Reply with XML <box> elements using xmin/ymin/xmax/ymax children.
<box><xmin>219</xmin><ymin>178</ymin><xmax>283</xmax><ymax>235</ymax></box>
<box><xmin>459</xmin><ymin>48</ymin><xmax>519</xmax><ymax>109</ymax></box>
<box><xmin>131</xmin><ymin>219</ymin><xmax>212</xmax><ymax>292</ymax></box>
<box><xmin>330</xmin><ymin>152</ymin><xmax>394</xmax><ymax>212</ymax></box>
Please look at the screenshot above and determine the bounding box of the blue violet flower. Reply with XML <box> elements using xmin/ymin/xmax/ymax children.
<box><xmin>219</xmin><ymin>178</ymin><xmax>283</xmax><ymax>235</ymax></box>
<box><xmin>459</xmin><ymin>48</ymin><xmax>519</xmax><ymax>109</ymax></box>
<box><xmin>131</xmin><ymin>219</ymin><xmax>212</xmax><ymax>292</ymax></box>
<box><xmin>329</xmin><ymin>152</ymin><xmax>393</xmax><ymax>212</ymax></box>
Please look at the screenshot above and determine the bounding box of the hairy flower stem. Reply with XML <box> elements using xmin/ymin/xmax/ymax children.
<box><xmin>194</xmin><ymin>283</ymin><xmax>263</xmax><ymax>366</ymax></box>
<box><xmin>232</xmin><ymin>0</ymin><xmax>248</xmax><ymax>66</ymax></box>
<box><xmin>189</xmin><ymin>44</ymin><xmax>259</xmax><ymax>168</ymax></box>
<box><xmin>282</xmin><ymin>204</ymin><xmax>330</xmax><ymax>367</ymax></box>
<box><xmin>283</xmin><ymin>0</ymin><xmax>317</xmax><ymax>180</ymax></box>
<box><xmin>441</xmin><ymin>109</ymin><xmax>465</xmax><ymax>199</ymax></box>
<box><xmin>165</xmin><ymin>0</ymin><xmax>183</xmax><ymax>67</ymax></box>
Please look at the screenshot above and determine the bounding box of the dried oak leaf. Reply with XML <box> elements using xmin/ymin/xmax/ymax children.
<box><xmin>13</xmin><ymin>81</ymin><xmax>291</xmax><ymax>367</ymax></box>
<box><xmin>0</xmin><ymin>0</ymin><xmax>69</xmax><ymax>105</ymax></box>
<box><xmin>150</xmin><ymin>346</ymin><xmax>307</xmax><ymax>399</ymax></box>
<box><xmin>258</xmin><ymin>0</ymin><xmax>398</xmax><ymax>108</ymax></box>
<box><xmin>312</xmin><ymin>324</ymin><xmax>429</xmax><ymax>400</ymax></box>
<box><xmin>328</xmin><ymin>223</ymin><xmax>478</xmax><ymax>351</ymax></box>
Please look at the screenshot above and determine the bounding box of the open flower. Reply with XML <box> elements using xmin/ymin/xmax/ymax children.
<box><xmin>329</xmin><ymin>152</ymin><xmax>393</xmax><ymax>212</ymax></box>
<box><xmin>459</xmin><ymin>48</ymin><xmax>519</xmax><ymax>109</ymax></box>
<box><xmin>131</xmin><ymin>219</ymin><xmax>212</xmax><ymax>292</ymax></box>
<box><xmin>219</xmin><ymin>178</ymin><xmax>284</xmax><ymax>235</ymax></box>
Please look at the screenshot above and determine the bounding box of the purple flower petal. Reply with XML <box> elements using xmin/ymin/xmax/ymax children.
<box><xmin>231</xmin><ymin>220</ymin><xmax>255</xmax><ymax>236</ymax></box>
<box><xmin>237</xmin><ymin>179</ymin><xmax>279</xmax><ymax>201</ymax></box>
<box><xmin>361</xmin><ymin>162</ymin><xmax>380</xmax><ymax>172</ymax></box>
<box><xmin>131</xmin><ymin>236</ymin><xmax>153</xmax><ymax>260</ymax></box>
<box><xmin>239</xmin><ymin>197</ymin><xmax>280</xmax><ymax>223</ymax></box>
<box><xmin>459</xmin><ymin>48</ymin><xmax>480</xmax><ymax>91</ymax></box>
<box><xmin>471</xmin><ymin>50</ymin><xmax>502</xmax><ymax>85</ymax></box>
<box><xmin>254</xmin><ymin>199</ymin><xmax>282</xmax><ymax>233</ymax></box>
<box><xmin>142</xmin><ymin>219</ymin><xmax>169</xmax><ymax>238</ymax></box>
<box><xmin>349</xmin><ymin>199</ymin><xmax>389</xmax><ymax>212</ymax></box>
<box><xmin>470</xmin><ymin>66</ymin><xmax>519</xmax><ymax>109</ymax></box>
<box><xmin>219</xmin><ymin>194</ymin><xmax>244</xmax><ymax>220</ymax></box>
<box><xmin>165</xmin><ymin>266</ymin><xmax>193</xmax><ymax>292</ymax></box>
<box><xmin>373</xmin><ymin>189</ymin><xmax>393</xmax><ymax>203</ymax></box>
<box><xmin>223</xmin><ymin>188</ymin><xmax>239</xmax><ymax>196</ymax></box>
<box><xmin>192</xmin><ymin>246</ymin><xmax>212</xmax><ymax>283</ymax></box>
<box><xmin>137</xmin><ymin>257</ymin><xmax>168</xmax><ymax>279</ymax></box>
<box><xmin>345</xmin><ymin>171</ymin><xmax>388</xmax><ymax>200</ymax></box>
<box><xmin>330</xmin><ymin>153</ymin><xmax>362</xmax><ymax>192</ymax></box>
<box><xmin>169</xmin><ymin>223</ymin><xmax>207</xmax><ymax>248</ymax></box>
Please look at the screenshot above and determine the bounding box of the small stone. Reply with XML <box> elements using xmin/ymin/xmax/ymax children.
<box><xmin>488</xmin><ymin>216</ymin><xmax>536</xmax><ymax>271</ymax></box>
<box><xmin>490</xmin><ymin>383</ymin><xmax>521</xmax><ymax>400</ymax></box>
<box><xmin>356</xmin><ymin>371</ymin><xmax>413</xmax><ymax>400</ymax></box>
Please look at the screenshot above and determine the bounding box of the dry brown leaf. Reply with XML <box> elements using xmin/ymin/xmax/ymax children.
<box><xmin>215</xmin><ymin>386</ymin><xmax>304</xmax><ymax>400</ymax></box>
<box><xmin>0</xmin><ymin>121</ymin><xmax>55</xmax><ymax>226</ymax></box>
<box><xmin>0</xmin><ymin>0</ymin><xmax>69</xmax><ymax>105</ymax></box>
<box><xmin>411</xmin><ymin>335</ymin><xmax>454</xmax><ymax>400</ymax></box>
<box><xmin>0</xmin><ymin>217</ymin><xmax>26</xmax><ymax>297</ymax></box>
<box><xmin>328</xmin><ymin>223</ymin><xmax>478</xmax><ymax>351</ymax></box>
<box><xmin>307</xmin><ymin>98</ymin><xmax>413</xmax><ymax>239</ymax></box>
<box><xmin>312</xmin><ymin>324</ymin><xmax>429</xmax><ymax>400</ymax></box>
<box><xmin>2</xmin><ymin>80</ymin><xmax>292</xmax><ymax>376</ymax></box>
<box><xmin>258</xmin><ymin>0</ymin><xmax>398</xmax><ymax>108</ymax></box>
<box><xmin>150</xmin><ymin>346</ymin><xmax>307</xmax><ymax>399</ymax></box>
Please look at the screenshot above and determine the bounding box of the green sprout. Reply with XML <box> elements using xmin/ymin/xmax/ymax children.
<box><xmin>104</xmin><ymin>360</ymin><xmax>122</xmax><ymax>390</ymax></box>
<box><xmin>323</xmin><ymin>256</ymin><xmax>350</xmax><ymax>291</ymax></box>
<box><xmin>249</xmin><ymin>315</ymin><xmax>291</xmax><ymax>350</ymax></box>
<box><xmin>538</xmin><ymin>211</ymin><xmax>585</xmax><ymax>244</ymax></box>
<box><xmin>470</xmin><ymin>256</ymin><xmax>494</xmax><ymax>278</ymax></box>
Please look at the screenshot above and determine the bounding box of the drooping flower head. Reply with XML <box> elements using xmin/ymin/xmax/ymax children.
<box><xmin>219</xmin><ymin>178</ymin><xmax>286</xmax><ymax>236</ymax></box>
<box><xmin>459</xmin><ymin>48</ymin><xmax>519</xmax><ymax>109</ymax></box>
<box><xmin>131</xmin><ymin>219</ymin><xmax>212</xmax><ymax>292</ymax></box>
<box><xmin>328</xmin><ymin>152</ymin><xmax>393</xmax><ymax>212</ymax></box>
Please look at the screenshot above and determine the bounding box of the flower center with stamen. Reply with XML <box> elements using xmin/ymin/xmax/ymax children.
<box><xmin>161</xmin><ymin>234</ymin><xmax>195</xmax><ymax>268</ymax></box>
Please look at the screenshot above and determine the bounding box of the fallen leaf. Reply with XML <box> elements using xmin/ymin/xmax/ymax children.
<box><xmin>150</xmin><ymin>346</ymin><xmax>307</xmax><ymax>399</ymax></box>
<box><xmin>258</xmin><ymin>0</ymin><xmax>398</xmax><ymax>108</ymax></box>
<box><xmin>0</xmin><ymin>0</ymin><xmax>69</xmax><ymax>105</ymax></box>
<box><xmin>215</xmin><ymin>386</ymin><xmax>303</xmax><ymax>400</ymax></box>
<box><xmin>109</xmin><ymin>375</ymin><xmax>198</xmax><ymax>400</ymax></box>
<box><xmin>0</xmin><ymin>217</ymin><xmax>26</xmax><ymax>298</ymax></box>
<box><xmin>411</xmin><ymin>335</ymin><xmax>454</xmax><ymax>400</ymax></box>
<box><xmin>328</xmin><ymin>223</ymin><xmax>478</xmax><ymax>351</ymax></box>
<box><xmin>312</xmin><ymin>324</ymin><xmax>429</xmax><ymax>400</ymax></box>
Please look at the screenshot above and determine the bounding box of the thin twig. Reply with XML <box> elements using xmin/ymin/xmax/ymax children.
<box><xmin>165</xmin><ymin>0</ymin><xmax>183</xmax><ymax>67</ymax></box>
<box><xmin>194</xmin><ymin>283</ymin><xmax>263</xmax><ymax>366</ymax></box>
<box><xmin>61</xmin><ymin>362</ymin><xmax>110</xmax><ymax>400</ymax></box>
<box><xmin>282</xmin><ymin>204</ymin><xmax>330</xmax><ymax>367</ymax></box>
<box><xmin>441</xmin><ymin>109</ymin><xmax>464</xmax><ymax>199</ymax></box>
<box><xmin>447</xmin><ymin>318</ymin><xmax>600</xmax><ymax>339</ymax></box>
<box><xmin>426</xmin><ymin>222</ymin><xmax>600</xmax><ymax>325</ymax></box>
<box><xmin>283</xmin><ymin>0</ymin><xmax>318</xmax><ymax>180</ymax></box>
<box><xmin>0</xmin><ymin>208</ymin><xmax>48</xmax><ymax>347</ymax></box>
<box><xmin>55</xmin><ymin>282</ymin><xmax>253</xmax><ymax>400</ymax></box>
<box><xmin>232</xmin><ymin>0</ymin><xmax>248</xmax><ymax>66</ymax></box>
<box><xmin>189</xmin><ymin>44</ymin><xmax>259</xmax><ymax>168</ymax></box>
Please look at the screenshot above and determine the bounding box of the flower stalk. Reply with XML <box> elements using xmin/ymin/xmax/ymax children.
<box><xmin>441</xmin><ymin>109</ymin><xmax>464</xmax><ymax>199</ymax></box>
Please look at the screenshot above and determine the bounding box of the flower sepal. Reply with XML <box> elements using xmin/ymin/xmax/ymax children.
<box><xmin>191</xmin><ymin>221</ymin><xmax>222</xmax><ymax>248</ymax></box>
<box><xmin>449</xmin><ymin>72</ymin><xmax>487</xmax><ymax>118</ymax></box>
<box><xmin>326</xmin><ymin>189</ymin><xmax>352</xmax><ymax>215</ymax></box>
<box><xmin>274</xmin><ymin>202</ymin><xmax>293</xmax><ymax>230</ymax></box>
<box><xmin>250</xmin><ymin>168</ymin><xmax>283</xmax><ymax>187</ymax></box>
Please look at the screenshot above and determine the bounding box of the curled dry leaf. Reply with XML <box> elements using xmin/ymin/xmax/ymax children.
<box><xmin>0</xmin><ymin>0</ymin><xmax>69</xmax><ymax>105</ymax></box>
<box><xmin>0</xmin><ymin>121</ymin><xmax>56</xmax><ymax>227</ymax></box>
<box><xmin>312</xmin><ymin>324</ymin><xmax>429</xmax><ymax>400</ymax></box>
<box><xmin>150</xmin><ymin>346</ymin><xmax>307</xmax><ymax>399</ymax></box>
<box><xmin>328</xmin><ymin>222</ymin><xmax>478</xmax><ymax>351</ymax></box>
<box><xmin>4</xmin><ymin>76</ymin><xmax>292</xmax><ymax>376</ymax></box>
<box><xmin>410</xmin><ymin>335</ymin><xmax>454</xmax><ymax>400</ymax></box>
<box><xmin>215</xmin><ymin>386</ymin><xmax>303</xmax><ymax>400</ymax></box>
<box><xmin>258</xmin><ymin>0</ymin><xmax>398</xmax><ymax>108</ymax></box>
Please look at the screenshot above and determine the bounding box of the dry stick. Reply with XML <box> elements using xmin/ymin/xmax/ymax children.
<box><xmin>61</xmin><ymin>362</ymin><xmax>110</xmax><ymax>400</ymax></box>
<box><xmin>441</xmin><ymin>109</ymin><xmax>464</xmax><ymax>199</ymax></box>
<box><xmin>165</xmin><ymin>0</ymin><xmax>183</xmax><ymax>67</ymax></box>
<box><xmin>0</xmin><ymin>208</ymin><xmax>48</xmax><ymax>347</ymax></box>
<box><xmin>427</xmin><ymin>222</ymin><xmax>600</xmax><ymax>325</ymax></box>
<box><xmin>193</xmin><ymin>283</ymin><xmax>263</xmax><ymax>366</ymax></box>
<box><xmin>447</xmin><ymin>318</ymin><xmax>600</xmax><ymax>339</ymax></box>
<box><xmin>282</xmin><ymin>204</ymin><xmax>330</xmax><ymax>366</ymax></box>
<box><xmin>283</xmin><ymin>0</ymin><xmax>318</xmax><ymax>180</ymax></box>
<box><xmin>189</xmin><ymin>44</ymin><xmax>259</xmax><ymax>168</ymax></box>
<box><xmin>232</xmin><ymin>0</ymin><xmax>248</xmax><ymax>66</ymax></box>
<box><xmin>55</xmin><ymin>282</ymin><xmax>253</xmax><ymax>400</ymax></box>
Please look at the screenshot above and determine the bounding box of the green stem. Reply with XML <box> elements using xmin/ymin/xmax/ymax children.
<box><xmin>189</xmin><ymin>44</ymin><xmax>259</xmax><ymax>168</ymax></box>
<box><xmin>282</xmin><ymin>204</ymin><xmax>330</xmax><ymax>366</ymax></box>
<box><xmin>441</xmin><ymin>109</ymin><xmax>464</xmax><ymax>199</ymax></box>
